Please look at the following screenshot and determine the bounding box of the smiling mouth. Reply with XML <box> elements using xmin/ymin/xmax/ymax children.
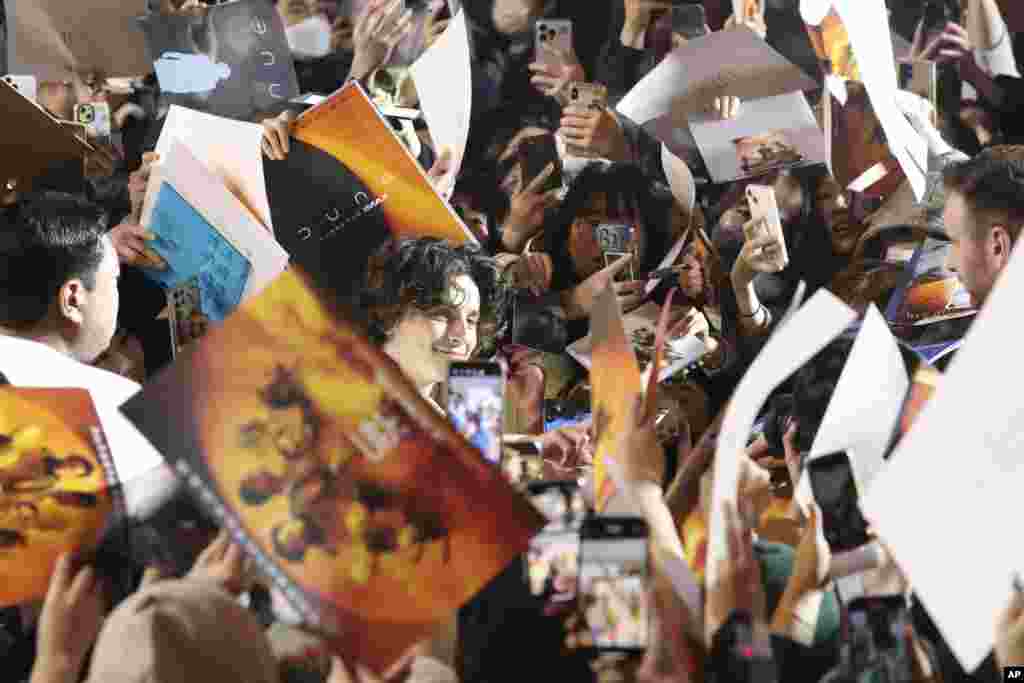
<box><xmin>434</xmin><ymin>348</ymin><xmax>466</xmax><ymax>360</ymax></box>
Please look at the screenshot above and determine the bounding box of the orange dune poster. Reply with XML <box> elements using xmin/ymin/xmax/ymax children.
<box><xmin>0</xmin><ymin>388</ymin><xmax>121</xmax><ymax>606</ymax></box>
<box><xmin>589</xmin><ymin>284</ymin><xmax>643</xmax><ymax>513</ymax></box>
<box><xmin>291</xmin><ymin>82</ymin><xmax>475</xmax><ymax>245</ymax></box>
<box><xmin>121</xmin><ymin>266</ymin><xmax>544</xmax><ymax>674</ymax></box>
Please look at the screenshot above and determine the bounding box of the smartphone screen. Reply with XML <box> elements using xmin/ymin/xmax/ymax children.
<box><xmin>807</xmin><ymin>451</ymin><xmax>871</xmax><ymax>553</ymax></box>
<box><xmin>846</xmin><ymin>596</ymin><xmax>912</xmax><ymax>675</ymax></box>
<box><xmin>447</xmin><ymin>362</ymin><xmax>504</xmax><ymax>465</ymax></box>
<box><xmin>544</xmin><ymin>399</ymin><xmax>591</xmax><ymax>432</ymax></box>
<box><xmin>577</xmin><ymin>517</ymin><xmax>649</xmax><ymax>652</ymax></box>
<box><xmin>518</xmin><ymin>134</ymin><xmax>562</xmax><ymax>195</ymax></box>
<box><xmin>525</xmin><ymin>481</ymin><xmax>586</xmax><ymax>608</ymax></box>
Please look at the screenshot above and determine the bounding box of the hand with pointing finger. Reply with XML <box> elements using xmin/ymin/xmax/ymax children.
<box><xmin>566</xmin><ymin>252</ymin><xmax>646</xmax><ymax>319</ymax></box>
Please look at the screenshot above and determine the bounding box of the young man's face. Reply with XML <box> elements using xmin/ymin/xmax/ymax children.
<box><xmin>69</xmin><ymin>237</ymin><xmax>121</xmax><ymax>364</ymax></box>
<box><xmin>384</xmin><ymin>274</ymin><xmax>481</xmax><ymax>389</ymax></box>
<box><xmin>943</xmin><ymin>191</ymin><xmax>1005</xmax><ymax>307</ymax></box>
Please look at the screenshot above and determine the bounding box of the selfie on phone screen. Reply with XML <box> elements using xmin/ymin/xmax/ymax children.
<box><xmin>525</xmin><ymin>482</ymin><xmax>586</xmax><ymax>611</ymax></box>
<box><xmin>448</xmin><ymin>362</ymin><xmax>504</xmax><ymax>465</ymax></box>
<box><xmin>576</xmin><ymin>518</ymin><xmax>649</xmax><ymax>651</ymax></box>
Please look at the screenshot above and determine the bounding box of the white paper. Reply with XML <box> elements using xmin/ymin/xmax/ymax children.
<box><xmin>409</xmin><ymin>9</ymin><xmax>472</xmax><ymax>197</ymax></box>
<box><xmin>808</xmin><ymin>305</ymin><xmax>909</xmax><ymax>493</ymax></box>
<box><xmin>285</xmin><ymin>15</ymin><xmax>333</xmax><ymax>60</ymax></box>
<box><xmin>706</xmin><ymin>290</ymin><xmax>856</xmax><ymax>588</ymax></box>
<box><xmin>149</xmin><ymin>140</ymin><xmax>290</xmax><ymax>303</ymax></box>
<box><xmin>688</xmin><ymin>91</ymin><xmax>827</xmax><ymax>183</ymax></box>
<box><xmin>862</xmin><ymin>240</ymin><xmax>1024</xmax><ymax>673</ymax></box>
<box><xmin>566</xmin><ymin>302</ymin><xmax>709</xmax><ymax>384</ymax></box>
<box><xmin>800</xmin><ymin>0</ymin><xmax>833</xmax><ymax>26</ymax></box>
<box><xmin>155</xmin><ymin>105</ymin><xmax>274</xmax><ymax>233</ymax></box>
<box><xmin>617</xmin><ymin>27</ymin><xmax>818</xmax><ymax>128</ymax></box>
<box><xmin>830</xmin><ymin>0</ymin><xmax>928</xmax><ymax>200</ymax></box>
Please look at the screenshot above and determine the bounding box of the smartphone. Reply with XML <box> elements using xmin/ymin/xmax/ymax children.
<box><xmin>806</xmin><ymin>451</ymin><xmax>872</xmax><ymax>553</ymax></box>
<box><xmin>844</xmin><ymin>596</ymin><xmax>913</xmax><ymax>679</ymax></box>
<box><xmin>525</xmin><ymin>481</ymin><xmax>586</xmax><ymax>607</ymax></box>
<box><xmin>564</xmin><ymin>82</ymin><xmax>608</xmax><ymax>157</ymax></box>
<box><xmin>518</xmin><ymin>134</ymin><xmax>563</xmax><ymax>195</ymax></box>
<box><xmin>447</xmin><ymin>362</ymin><xmax>505</xmax><ymax>465</ymax></box>
<box><xmin>3</xmin><ymin>75</ymin><xmax>38</xmax><ymax>104</ymax></box>
<box><xmin>576</xmin><ymin>516</ymin><xmax>650</xmax><ymax>652</ymax></box>
<box><xmin>544</xmin><ymin>398</ymin><xmax>591</xmax><ymax>433</ymax></box>
<box><xmin>922</xmin><ymin>0</ymin><xmax>953</xmax><ymax>39</ymax></box>
<box><xmin>74</xmin><ymin>102</ymin><xmax>112</xmax><ymax>147</ymax></box>
<box><xmin>745</xmin><ymin>184</ymin><xmax>789</xmax><ymax>271</ymax></box>
<box><xmin>672</xmin><ymin>4</ymin><xmax>708</xmax><ymax>40</ymax></box>
<box><xmin>534</xmin><ymin>19</ymin><xmax>574</xmax><ymax>70</ymax></box>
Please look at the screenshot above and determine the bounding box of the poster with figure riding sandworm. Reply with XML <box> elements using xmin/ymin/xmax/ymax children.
<box><xmin>121</xmin><ymin>265</ymin><xmax>544</xmax><ymax>676</ymax></box>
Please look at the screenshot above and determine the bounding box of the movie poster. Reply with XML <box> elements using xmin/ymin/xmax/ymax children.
<box><xmin>138</xmin><ymin>0</ymin><xmax>299</xmax><ymax>121</ymax></box>
<box><xmin>0</xmin><ymin>388</ymin><xmax>122</xmax><ymax>606</ymax></box>
<box><xmin>121</xmin><ymin>266</ymin><xmax>544</xmax><ymax>674</ymax></box>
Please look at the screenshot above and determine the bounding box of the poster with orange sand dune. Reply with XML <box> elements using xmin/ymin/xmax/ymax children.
<box><xmin>121</xmin><ymin>266</ymin><xmax>545</xmax><ymax>675</ymax></box>
<box><xmin>0</xmin><ymin>387</ymin><xmax>123</xmax><ymax>607</ymax></box>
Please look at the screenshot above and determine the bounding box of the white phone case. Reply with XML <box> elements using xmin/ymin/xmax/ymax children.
<box><xmin>534</xmin><ymin>19</ymin><xmax>573</xmax><ymax>69</ymax></box>
<box><xmin>745</xmin><ymin>184</ymin><xmax>789</xmax><ymax>271</ymax></box>
<box><xmin>2</xmin><ymin>75</ymin><xmax>38</xmax><ymax>104</ymax></box>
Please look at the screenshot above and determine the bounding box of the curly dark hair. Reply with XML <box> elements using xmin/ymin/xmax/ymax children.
<box><xmin>362</xmin><ymin>238</ymin><xmax>510</xmax><ymax>356</ymax></box>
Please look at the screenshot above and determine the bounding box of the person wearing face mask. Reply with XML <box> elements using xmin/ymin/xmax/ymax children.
<box><xmin>361</xmin><ymin>238</ymin><xmax>509</xmax><ymax>413</ymax></box>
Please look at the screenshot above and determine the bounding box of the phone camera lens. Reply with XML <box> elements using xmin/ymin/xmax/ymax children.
<box><xmin>572</xmin><ymin>88</ymin><xmax>579</xmax><ymax>99</ymax></box>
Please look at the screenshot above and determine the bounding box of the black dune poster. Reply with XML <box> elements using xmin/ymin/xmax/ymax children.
<box><xmin>262</xmin><ymin>138</ymin><xmax>392</xmax><ymax>305</ymax></box>
<box><xmin>138</xmin><ymin>0</ymin><xmax>299</xmax><ymax>121</ymax></box>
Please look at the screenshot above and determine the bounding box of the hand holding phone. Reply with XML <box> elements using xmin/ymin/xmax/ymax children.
<box><xmin>806</xmin><ymin>451</ymin><xmax>871</xmax><ymax>553</ymax></box>
<box><xmin>518</xmin><ymin>134</ymin><xmax>563</xmax><ymax>195</ymax></box>
<box><xmin>447</xmin><ymin>362</ymin><xmax>505</xmax><ymax>465</ymax></box>
<box><xmin>574</xmin><ymin>517</ymin><xmax>650</xmax><ymax>652</ymax></box>
<box><xmin>744</xmin><ymin>184</ymin><xmax>789</xmax><ymax>272</ymax></box>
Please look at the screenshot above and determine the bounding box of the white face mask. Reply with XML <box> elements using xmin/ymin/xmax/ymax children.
<box><xmin>285</xmin><ymin>15</ymin><xmax>333</xmax><ymax>60</ymax></box>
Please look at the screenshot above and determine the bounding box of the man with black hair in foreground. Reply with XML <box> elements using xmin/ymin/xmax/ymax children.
<box><xmin>0</xmin><ymin>192</ymin><xmax>170</xmax><ymax>514</ymax></box>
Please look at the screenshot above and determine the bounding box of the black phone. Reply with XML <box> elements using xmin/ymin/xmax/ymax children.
<box><xmin>807</xmin><ymin>451</ymin><xmax>871</xmax><ymax>553</ymax></box>
<box><xmin>841</xmin><ymin>596</ymin><xmax>913</xmax><ymax>681</ymax></box>
<box><xmin>518</xmin><ymin>134</ymin><xmax>563</xmax><ymax>194</ymax></box>
<box><xmin>544</xmin><ymin>398</ymin><xmax>591</xmax><ymax>432</ymax></box>
<box><xmin>575</xmin><ymin>516</ymin><xmax>650</xmax><ymax>652</ymax></box>
<box><xmin>672</xmin><ymin>4</ymin><xmax>708</xmax><ymax>40</ymax></box>
<box><xmin>922</xmin><ymin>0</ymin><xmax>955</xmax><ymax>38</ymax></box>
<box><xmin>524</xmin><ymin>481</ymin><xmax>587</xmax><ymax>606</ymax></box>
<box><xmin>447</xmin><ymin>362</ymin><xmax>505</xmax><ymax>465</ymax></box>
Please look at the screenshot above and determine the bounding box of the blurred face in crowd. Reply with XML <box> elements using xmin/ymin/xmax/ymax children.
<box><xmin>943</xmin><ymin>191</ymin><xmax>1011</xmax><ymax>306</ymax></box>
<box><xmin>492</xmin><ymin>0</ymin><xmax>545</xmax><ymax>35</ymax></box>
<box><xmin>816</xmin><ymin>175</ymin><xmax>858</xmax><ymax>256</ymax></box>
<box><xmin>567</xmin><ymin>193</ymin><xmax>647</xmax><ymax>281</ymax></box>
<box><xmin>65</xmin><ymin>236</ymin><xmax>121</xmax><ymax>364</ymax></box>
<box><xmin>37</xmin><ymin>81</ymin><xmax>76</xmax><ymax>121</ymax></box>
<box><xmin>383</xmin><ymin>274</ymin><xmax>481</xmax><ymax>389</ymax></box>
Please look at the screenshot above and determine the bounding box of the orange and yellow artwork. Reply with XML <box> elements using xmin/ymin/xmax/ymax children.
<box><xmin>125</xmin><ymin>268</ymin><xmax>544</xmax><ymax>674</ymax></box>
<box><xmin>0</xmin><ymin>388</ymin><xmax>118</xmax><ymax>606</ymax></box>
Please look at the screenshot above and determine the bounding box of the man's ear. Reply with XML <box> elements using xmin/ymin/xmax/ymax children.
<box><xmin>58</xmin><ymin>279</ymin><xmax>88</xmax><ymax>326</ymax></box>
<box><xmin>990</xmin><ymin>225</ymin><xmax>1013</xmax><ymax>267</ymax></box>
